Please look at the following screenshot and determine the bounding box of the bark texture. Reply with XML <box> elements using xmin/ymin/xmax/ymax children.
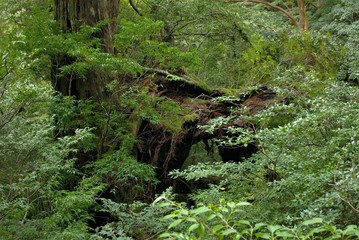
<box><xmin>54</xmin><ymin>0</ymin><xmax>119</xmax><ymax>53</ymax></box>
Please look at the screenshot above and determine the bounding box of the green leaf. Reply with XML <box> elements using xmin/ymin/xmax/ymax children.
<box><xmin>227</xmin><ymin>202</ymin><xmax>235</xmax><ymax>208</ymax></box>
<box><xmin>343</xmin><ymin>225</ymin><xmax>359</xmax><ymax>237</ymax></box>
<box><xmin>222</xmin><ymin>228</ymin><xmax>237</xmax><ymax>236</ymax></box>
<box><xmin>188</xmin><ymin>223</ymin><xmax>200</xmax><ymax>232</ymax></box>
<box><xmin>221</xmin><ymin>207</ymin><xmax>229</xmax><ymax>213</ymax></box>
<box><xmin>275</xmin><ymin>231</ymin><xmax>294</xmax><ymax>237</ymax></box>
<box><xmin>306</xmin><ymin>226</ymin><xmax>326</xmax><ymax>238</ymax></box>
<box><xmin>192</xmin><ymin>206</ymin><xmax>210</xmax><ymax>215</ymax></box>
<box><xmin>254</xmin><ymin>223</ymin><xmax>267</xmax><ymax>230</ymax></box>
<box><xmin>207</xmin><ymin>214</ymin><xmax>216</xmax><ymax>221</ymax></box>
<box><xmin>186</xmin><ymin>217</ymin><xmax>198</xmax><ymax>223</ymax></box>
<box><xmin>177</xmin><ymin>209</ymin><xmax>189</xmax><ymax>216</ymax></box>
<box><xmin>235</xmin><ymin>220</ymin><xmax>251</xmax><ymax>226</ymax></box>
<box><xmin>198</xmin><ymin>223</ymin><xmax>205</xmax><ymax>237</ymax></box>
<box><xmin>159</xmin><ymin>232</ymin><xmax>172</xmax><ymax>238</ymax></box>
<box><xmin>212</xmin><ymin>224</ymin><xmax>224</xmax><ymax>233</ymax></box>
<box><xmin>168</xmin><ymin>219</ymin><xmax>183</xmax><ymax>229</ymax></box>
<box><xmin>255</xmin><ymin>232</ymin><xmax>271</xmax><ymax>239</ymax></box>
<box><xmin>302</xmin><ymin>218</ymin><xmax>323</xmax><ymax>226</ymax></box>
<box><xmin>268</xmin><ymin>225</ymin><xmax>282</xmax><ymax>233</ymax></box>
<box><xmin>163</xmin><ymin>214</ymin><xmax>176</xmax><ymax>220</ymax></box>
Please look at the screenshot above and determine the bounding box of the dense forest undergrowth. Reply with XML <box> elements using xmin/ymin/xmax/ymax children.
<box><xmin>0</xmin><ymin>0</ymin><xmax>358</xmax><ymax>239</ymax></box>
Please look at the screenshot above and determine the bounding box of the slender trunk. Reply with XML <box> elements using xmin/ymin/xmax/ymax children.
<box><xmin>297</xmin><ymin>0</ymin><xmax>308</xmax><ymax>31</ymax></box>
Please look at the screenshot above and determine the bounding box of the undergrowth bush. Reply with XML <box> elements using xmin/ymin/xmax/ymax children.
<box><xmin>155</xmin><ymin>196</ymin><xmax>359</xmax><ymax>240</ymax></box>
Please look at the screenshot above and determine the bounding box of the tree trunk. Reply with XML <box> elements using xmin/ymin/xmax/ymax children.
<box><xmin>54</xmin><ymin>0</ymin><xmax>119</xmax><ymax>53</ymax></box>
<box><xmin>297</xmin><ymin>0</ymin><xmax>308</xmax><ymax>31</ymax></box>
<box><xmin>53</xmin><ymin>0</ymin><xmax>119</xmax><ymax>99</ymax></box>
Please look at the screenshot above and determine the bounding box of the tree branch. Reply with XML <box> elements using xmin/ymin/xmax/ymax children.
<box><xmin>226</xmin><ymin>0</ymin><xmax>300</xmax><ymax>29</ymax></box>
<box><xmin>337</xmin><ymin>193</ymin><xmax>359</xmax><ymax>214</ymax></box>
<box><xmin>307</xmin><ymin>0</ymin><xmax>320</xmax><ymax>8</ymax></box>
<box><xmin>129</xmin><ymin>0</ymin><xmax>143</xmax><ymax>16</ymax></box>
<box><xmin>139</xmin><ymin>65</ymin><xmax>196</xmax><ymax>84</ymax></box>
<box><xmin>136</xmin><ymin>64</ymin><xmax>211</xmax><ymax>93</ymax></box>
<box><xmin>0</xmin><ymin>102</ymin><xmax>25</xmax><ymax>131</ymax></box>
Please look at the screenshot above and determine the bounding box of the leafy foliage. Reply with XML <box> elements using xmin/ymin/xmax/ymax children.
<box><xmin>1</xmin><ymin>0</ymin><xmax>359</xmax><ymax>239</ymax></box>
<box><xmin>173</xmin><ymin>78</ymin><xmax>359</xmax><ymax>226</ymax></box>
<box><xmin>92</xmin><ymin>198</ymin><xmax>174</xmax><ymax>239</ymax></box>
<box><xmin>156</xmin><ymin>197</ymin><xmax>359</xmax><ymax>240</ymax></box>
<box><xmin>320</xmin><ymin>0</ymin><xmax>359</xmax><ymax>83</ymax></box>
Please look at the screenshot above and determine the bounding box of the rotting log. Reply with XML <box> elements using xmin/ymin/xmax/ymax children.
<box><xmin>134</xmin><ymin>76</ymin><xmax>279</xmax><ymax>195</ymax></box>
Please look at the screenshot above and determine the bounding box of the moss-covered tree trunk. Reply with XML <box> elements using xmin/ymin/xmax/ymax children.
<box><xmin>53</xmin><ymin>0</ymin><xmax>119</xmax><ymax>99</ymax></box>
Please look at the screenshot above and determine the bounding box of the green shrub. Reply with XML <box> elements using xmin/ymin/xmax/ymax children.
<box><xmin>156</xmin><ymin>197</ymin><xmax>359</xmax><ymax>240</ymax></box>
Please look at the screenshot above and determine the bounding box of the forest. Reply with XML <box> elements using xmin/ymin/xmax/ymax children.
<box><xmin>0</xmin><ymin>0</ymin><xmax>358</xmax><ymax>239</ymax></box>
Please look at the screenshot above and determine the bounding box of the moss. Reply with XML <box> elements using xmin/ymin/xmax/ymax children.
<box><xmin>217</xmin><ymin>88</ymin><xmax>244</xmax><ymax>97</ymax></box>
<box><xmin>156</xmin><ymin>99</ymin><xmax>198</xmax><ymax>133</ymax></box>
<box><xmin>183</xmin><ymin>97</ymin><xmax>208</xmax><ymax>105</ymax></box>
<box><xmin>129</xmin><ymin>117</ymin><xmax>143</xmax><ymax>136</ymax></box>
<box><xmin>195</xmin><ymin>80</ymin><xmax>212</xmax><ymax>93</ymax></box>
<box><xmin>180</xmin><ymin>73</ymin><xmax>213</xmax><ymax>93</ymax></box>
<box><xmin>183</xmin><ymin>113</ymin><xmax>199</xmax><ymax>122</ymax></box>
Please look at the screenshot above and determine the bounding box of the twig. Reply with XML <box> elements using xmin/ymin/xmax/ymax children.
<box><xmin>336</xmin><ymin>193</ymin><xmax>359</xmax><ymax>214</ymax></box>
<box><xmin>333</xmin><ymin>165</ymin><xmax>359</xmax><ymax>214</ymax></box>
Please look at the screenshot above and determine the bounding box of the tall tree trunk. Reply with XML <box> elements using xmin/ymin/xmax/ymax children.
<box><xmin>53</xmin><ymin>0</ymin><xmax>119</xmax><ymax>99</ymax></box>
<box><xmin>54</xmin><ymin>0</ymin><xmax>119</xmax><ymax>53</ymax></box>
